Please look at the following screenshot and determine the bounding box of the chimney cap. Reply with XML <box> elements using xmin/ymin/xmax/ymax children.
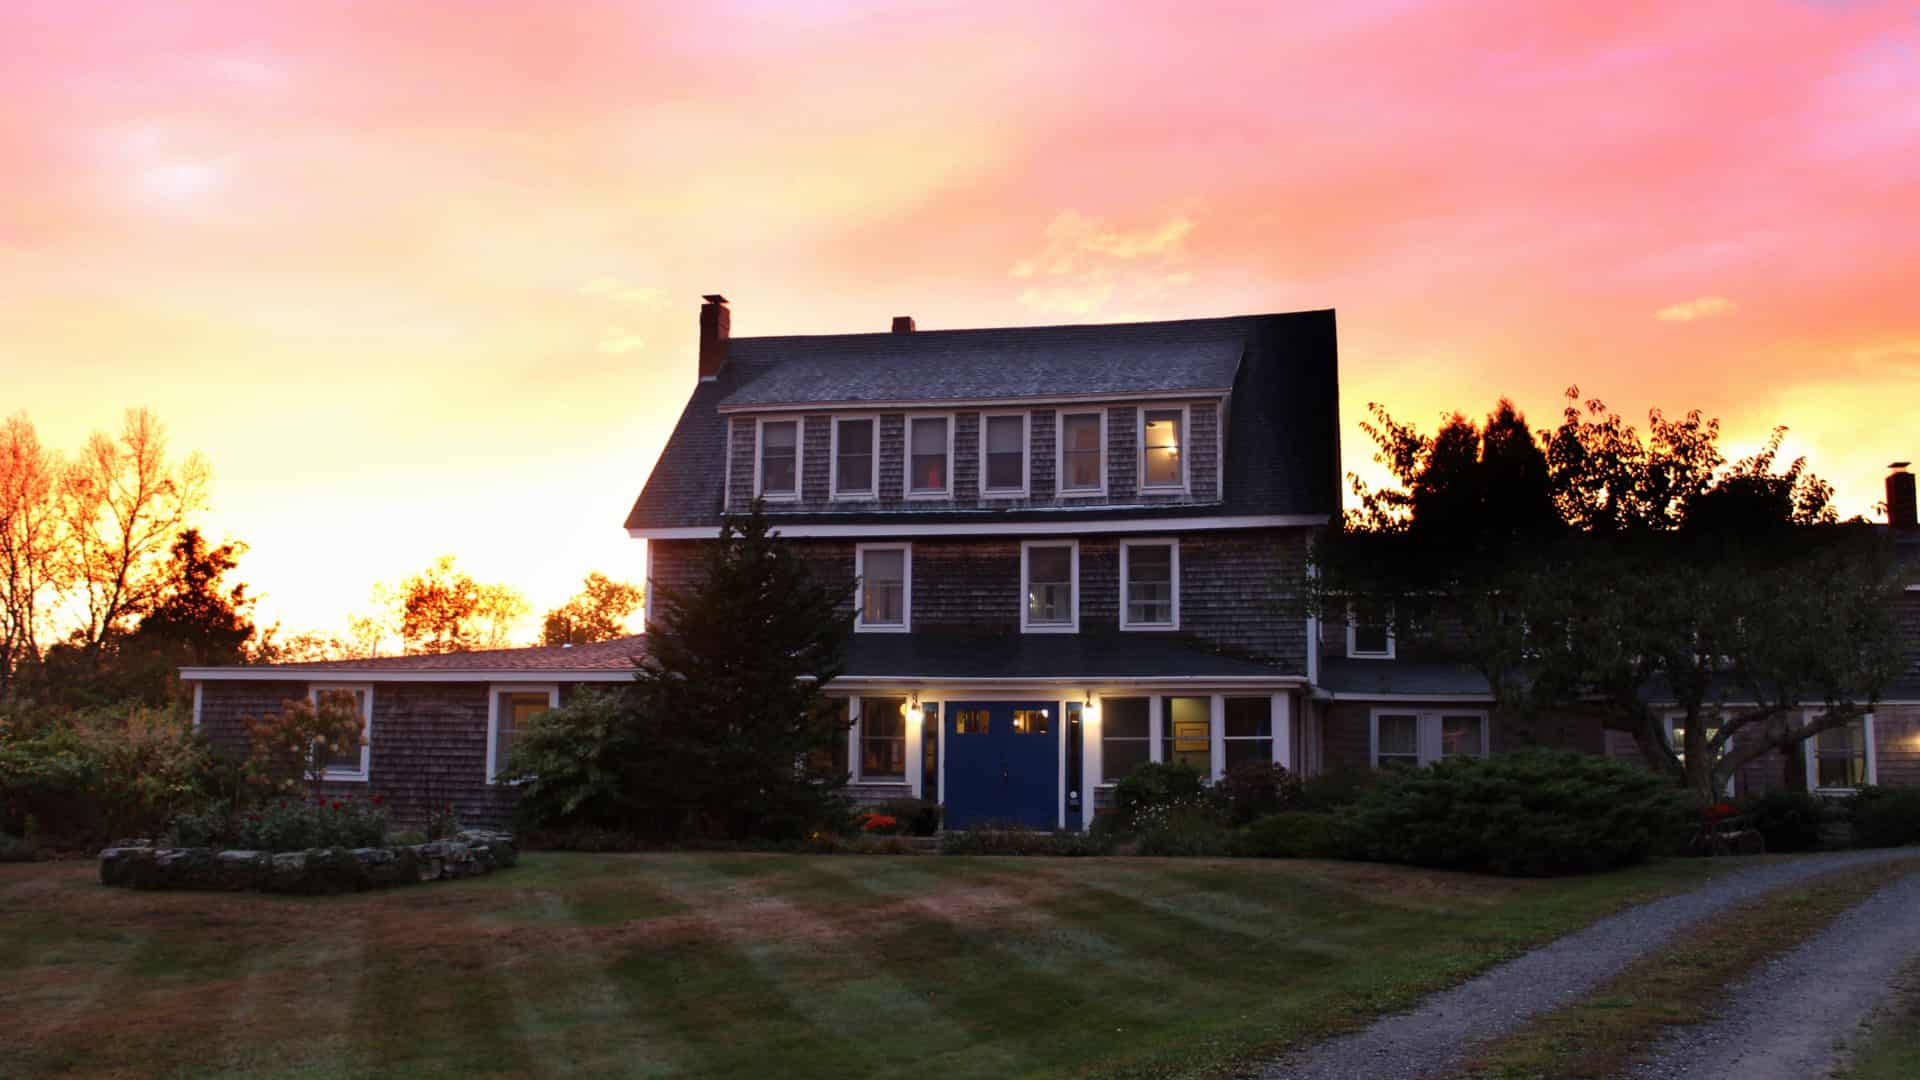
<box><xmin>1893</xmin><ymin>461</ymin><xmax>1912</xmax><ymax>470</ymax></box>
<box><xmin>703</xmin><ymin>294</ymin><xmax>728</xmax><ymax>305</ymax></box>
<box><xmin>892</xmin><ymin>315</ymin><xmax>916</xmax><ymax>333</ymax></box>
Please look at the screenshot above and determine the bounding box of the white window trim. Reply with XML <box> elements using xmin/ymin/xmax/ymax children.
<box><xmin>1119</xmin><ymin>538</ymin><xmax>1180</xmax><ymax>631</ymax></box>
<box><xmin>1055</xmin><ymin>409</ymin><xmax>1108</xmax><ymax>499</ymax></box>
<box><xmin>1020</xmin><ymin>539</ymin><xmax>1080</xmax><ymax>634</ymax></box>
<box><xmin>852</xmin><ymin>694</ymin><xmax>910</xmax><ymax>784</ymax></box>
<box><xmin>307</xmin><ymin>682</ymin><xmax>373</xmax><ymax>782</ymax></box>
<box><xmin>977</xmin><ymin>411</ymin><xmax>1030</xmax><ymax>498</ymax></box>
<box><xmin>904</xmin><ymin>413</ymin><xmax>956</xmax><ymax>500</ymax></box>
<box><xmin>854</xmin><ymin>542</ymin><xmax>912</xmax><ymax>633</ymax></box>
<box><xmin>1663</xmin><ymin>712</ymin><xmax>1735</xmax><ymax>797</ymax></box>
<box><xmin>487</xmin><ymin>683</ymin><xmax>559</xmax><ymax>784</ymax></box>
<box><xmin>1801</xmin><ymin>709</ymin><xmax>1877</xmax><ymax>794</ymax></box>
<box><xmin>1368</xmin><ymin>707</ymin><xmax>1488</xmax><ymax>768</ymax></box>
<box><xmin>1347</xmin><ymin>606</ymin><xmax>1396</xmax><ymax>660</ymax></box>
<box><xmin>1137</xmin><ymin>403</ymin><xmax>1191</xmax><ymax>494</ymax></box>
<box><xmin>828</xmin><ymin>414</ymin><xmax>880</xmax><ymax>500</ymax></box>
<box><xmin>754</xmin><ymin>417</ymin><xmax>803</xmax><ymax>502</ymax></box>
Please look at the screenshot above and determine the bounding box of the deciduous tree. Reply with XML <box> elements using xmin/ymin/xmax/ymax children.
<box><xmin>0</xmin><ymin>414</ymin><xmax>63</xmax><ymax>697</ymax></box>
<box><xmin>392</xmin><ymin>555</ymin><xmax>528</xmax><ymax>654</ymax></box>
<box><xmin>540</xmin><ymin>571</ymin><xmax>643</xmax><ymax>645</ymax></box>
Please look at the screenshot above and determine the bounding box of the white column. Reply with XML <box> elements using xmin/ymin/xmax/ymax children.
<box><xmin>906</xmin><ymin>698</ymin><xmax>925</xmax><ymax>798</ymax></box>
<box><xmin>1866</xmin><ymin>712</ymin><xmax>1879</xmax><ymax>786</ymax></box>
<box><xmin>1274</xmin><ymin>691</ymin><xmax>1294</xmax><ymax>771</ymax></box>
<box><xmin>1148</xmin><ymin>695</ymin><xmax>1164</xmax><ymax>762</ymax></box>
<box><xmin>846</xmin><ymin>696</ymin><xmax>861</xmax><ymax>781</ymax></box>
<box><xmin>1209</xmin><ymin>694</ymin><xmax>1226</xmax><ymax>779</ymax></box>
<box><xmin>1082</xmin><ymin>697</ymin><xmax>1102</xmax><ymax>830</ymax></box>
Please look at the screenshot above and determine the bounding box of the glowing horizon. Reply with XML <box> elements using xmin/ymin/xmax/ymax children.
<box><xmin>4</xmin><ymin>1</ymin><xmax>1916</xmax><ymax>638</ymax></box>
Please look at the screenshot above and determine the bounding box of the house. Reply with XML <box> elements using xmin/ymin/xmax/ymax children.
<box><xmin>183</xmin><ymin>298</ymin><xmax>1920</xmax><ymax>828</ymax></box>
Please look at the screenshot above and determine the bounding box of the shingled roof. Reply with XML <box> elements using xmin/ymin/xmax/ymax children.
<box><xmin>626</xmin><ymin>309</ymin><xmax>1340</xmax><ymax>530</ymax></box>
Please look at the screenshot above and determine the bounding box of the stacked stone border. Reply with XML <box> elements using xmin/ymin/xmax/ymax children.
<box><xmin>97</xmin><ymin>830</ymin><xmax>517</xmax><ymax>894</ymax></box>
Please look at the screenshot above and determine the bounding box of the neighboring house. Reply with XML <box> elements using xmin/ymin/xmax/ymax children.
<box><xmin>181</xmin><ymin>298</ymin><xmax>1920</xmax><ymax>827</ymax></box>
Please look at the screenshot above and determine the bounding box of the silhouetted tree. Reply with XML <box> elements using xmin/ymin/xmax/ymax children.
<box><xmin>392</xmin><ymin>555</ymin><xmax>528</xmax><ymax>654</ymax></box>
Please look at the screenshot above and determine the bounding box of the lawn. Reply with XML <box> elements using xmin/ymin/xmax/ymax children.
<box><xmin>1</xmin><ymin>852</ymin><xmax>1740</xmax><ymax>1079</ymax></box>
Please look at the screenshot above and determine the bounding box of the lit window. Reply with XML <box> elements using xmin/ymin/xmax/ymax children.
<box><xmin>983</xmin><ymin>414</ymin><xmax>1027</xmax><ymax>494</ymax></box>
<box><xmin>1060</xmin><ymin>412</ymin><xmax>1103</xmax><ymax>493</ymax></box>
<box><xmin>1101</xmin><ymin>697</ymin><xmax>1150</xmax><ymax>782</ymax></box>
<box><xmin>307</xmin><ymin>685</ymin><xmax>371</xmax><ymax>781</ymax></box>
<box><xmin>1121</xmin><ymin>540</ymin><xmax>1177</xmax><ymax>629</ymax></box>
<box><xmin>907</xmin><ymin>416</ymin><xmax>950</xmax><ymax>496</ymax></box>
<box><xmin>1022</xmin><ymin>541</ymin><xmax>1077</xmax><ymax>632</ymax></box>
<box><xmin>489</xmin><ymin>686</ymin><xmax>557</xmax><ymax>783</ymax></box>
<box><xmin>1141</xmin><ymin>408</ymin><xmax>1184</xmax><ymax>489</ymax></box>
<box><xmin>856</xmin><ymin>545</ymin><xmax>910</xmax><ymax>631</ymax></box>
<box><xmin>954</xmin><ymin>709</ymin><xmax>990</xmax><ymax>735</ymax></box>
<box><xmin>1012</xmin><ymin>709</ymin><xmax>1051</xmax><ymax>735</ymax></box>
<box><xmin>758</xmin><ymin>419</ymin><xmax>799</xmax><ymax>498</ymax></box>
<box><xmin>1372</xmin><ymin>710</ymin><xmax>1487</xmax><ymax>767</ymax></box>
<box><xmin>1223</xmin><ymin>698</ymin><xmax>1273</xmax><ymax>770</ymax></box>
<box><xmin>833</xmin><ymin>417</ymin><xmax>875</xmax><ymax>497</ymax></box>
<box><xmin>860</xmin><ymin>698</ymin><xmax>907</xmax><ymax>780</ymax></box>
<box><xmin>1164</xmin><ymin>696</ymin><xmax>1211</xmax><ymax>771</ymax></box>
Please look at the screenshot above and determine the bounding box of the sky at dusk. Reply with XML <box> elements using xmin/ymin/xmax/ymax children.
<box><xmin>4</xmin><ymin>0</ymin><xmax>1918</xmax><ymax>639</ymax></box>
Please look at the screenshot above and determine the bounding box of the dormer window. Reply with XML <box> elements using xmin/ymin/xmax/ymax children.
<box><xmin>1059</xmin><ymin>411</ymin><xmax>1105</xmax><ymax>495</ymax></box>
<box><xmin>831</xmin><ymin>416</ymin><xmax>877</xmax><ymax>499</ymax></box>
<box><xmin>1348</xmin><ymin>604</ymin><xmax>1395</xmax><ymax>659</ymax></box>
<box><xmin>1140</xmin><ymin>407</ymin><xmax>1186</xmax><ymax>491</ymax></box>
<box><xmin>756</xmin><ymin>418</ymin><xmax>800</xmax><ymax>500</ymax></box>
<box><xmin>906</xmin><ymin>415</ymin><xmax>952</xmax><ymax>497</ymax></box>
<box><xmin>982</xmin><ymin>413</ymin><xmax>1028</xmax><ymax>496</ymax></box>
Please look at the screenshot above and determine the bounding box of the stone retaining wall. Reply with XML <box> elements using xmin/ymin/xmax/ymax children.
<box><xmin>98</xmin><ymin>830</ymin><xmax>517</xmax><ymax>894</ymax></box>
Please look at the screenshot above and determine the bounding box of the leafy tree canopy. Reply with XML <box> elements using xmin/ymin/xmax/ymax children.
<box><xmin>541</xmin><ymin>571</ymin><xmax>643</xmax><ymax>646</ymax></box>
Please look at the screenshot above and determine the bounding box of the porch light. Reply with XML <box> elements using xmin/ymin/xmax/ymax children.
<box><xmin>1083</xmin><ymin>693</ymin><xmax>1100</xmax><ymax>725</ymax></box>
<box><xmin>904</xmin><ymin>695</ymin><xmax>923</xmax><ymax>727</ymax></box>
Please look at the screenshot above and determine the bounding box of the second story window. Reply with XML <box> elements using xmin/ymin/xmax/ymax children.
<box><xmin>1021</xmin><ymin>540</ymin><xmax>1078</xmax><ymax>632</ymax></box>
<box><xmin>907</xmin><ymin>415</ymin><xmax>951</xmax><ymax>497</ymax></box>
<box><xmin>855</xmin><ymin>544</ymin><xmax>910</xmax><ymax>632</ymax></box>
<box><xmin>982</xmin><ymin>413</ymin><xmax>1028</xmax><ymax>496</ymax></box>
<box><xmin>1060</xmin><ymin>411</ymin><xmax>1104</xmax><ymax>494</ymax></box>
<box><xmin>832</xmin><ymin>416</ymin><xmax>876</xmax><ymax>498</ymax></box>
<box><xmin>1141</xmin><ymin>408</ymin><xmax>1186</xmax><ymax>490</ymax></box>
<box><xmin>757</xmin><ymin>418</ymin><xmax>800</xmax><ymax>500</ymax></box>
<box><xmin>1120</xmin><ymin>539</ymin><xmax>1178</xmax><ymax>630</ymax></box>
<box><xmin>1348</xmin><ymin>604</ymin><xmax>1394</xmax><ymax>659</ymax></box>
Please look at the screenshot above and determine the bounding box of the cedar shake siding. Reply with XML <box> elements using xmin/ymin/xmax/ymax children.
<box><xmin>196</xmin><ymin>680</ymin><xmax>599</xmax><ymax>830</ymax></box>
<box><xmin>649</xmin><ymin>528</ymin><xmax>1310</xmax><ymax>669</ymax></box>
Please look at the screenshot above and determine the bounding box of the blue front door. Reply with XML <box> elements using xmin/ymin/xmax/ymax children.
<box><xmin>945</xmin><ymin>701</ymin><xmax>1060</xmax><ymax>830</ymax></box>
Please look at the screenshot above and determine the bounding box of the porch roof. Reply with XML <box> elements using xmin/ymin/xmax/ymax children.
<box><xmin>838</xmin><ymin>633</ymin><xmax>1295</xmax><ymax>683</ymax></box>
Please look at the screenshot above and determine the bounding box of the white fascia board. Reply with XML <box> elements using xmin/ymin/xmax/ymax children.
<box><xmin>829</xmin><ymin>674</ymin><xmax>1307</xmax><ymax>690</ymax></box>
<box><xmin>628</xmin><ymin>513</ymin><xmax>1329</xmax><ymax>540</ymax></box>
<box><xmin>715</xmin><ymin>388</ymin><xmax>1232</xmax><ymax>415</ymax></box>
<box><xmin>1322</xmin><ymin>691</ymin><xmax>1497</xmax><ymax>703</ymax></box>
<box><xmin>181</xmin><ymin>667</ymin><xmax>638</xmax><ymax>684</ymax></box>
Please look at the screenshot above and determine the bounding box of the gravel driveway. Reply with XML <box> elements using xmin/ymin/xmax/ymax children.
<box><xmin>1627</xmin><ymin>870</ymin><xmax>1920</xmax><ymax>1079</ymax></box>
<box><xmin>1258</xmin><ymin>848</ymin><xmax>1920</xmax><ymax>1080</ymax></box>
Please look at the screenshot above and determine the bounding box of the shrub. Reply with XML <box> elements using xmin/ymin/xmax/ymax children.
<box><xmin>242</xmin><ymin>694</ymin><xmax>365</xmax><ymax>797</ymax></box>
<box><xmin>0</xmin><ymin>831</ymin><xmax>33</xmax><ymax>862</ymax></box>
<box><xmin>1232</xmin><ymin>811</ymin><xmax>1352</xmax><ymax>859</ymax></box>
<box><xmin>1850</xmin><ymin>786</ymin><xmax>1920</xmax><ymax>848</ymax></box>
<box><xmin>939</xmin><ymin>826</ymin><xmax>1109</xmax><ymax>856</ymax></box>
<box><xmin>1295</xmin><ymin>767</ymin><xmax>1381</xmax><ymax>812</ymax></box>
<box><xmin>1741</xmin><ymin>791</ymin><xmax>1825</xmax><ymax>853</ymax></box>
<box><xmin>1211</xmin><ymin>762</ymin><xmax>1302</xmax><ymax>825</ymax></box>
<box><xmin>1134</xmin><ymin>798</ymin><xmax>1232</xmax><ymax>856</ymax></box>
<box><xmin>0</xmin><ymin>702</ymin><xmax>212</xmax><ymax>848</ymax></box>
<box><xmin>1113</xmin><ymin>761</ymin><xmax>1206</xmax><ymax>821</ymax></box>
<box><xmin>1343</xmin><ymin>750</ymin><xmax>1694</xmax><ymax>876</ymax></box>
<box><xmin>873</xmin><ymin>797</ymin><xmax>942</xmax><ymax>837</ymax></box>
<box><xmin>426</xmin><ymin>803</ymin><xmax>460</xmax><ymax>840</ymax></box>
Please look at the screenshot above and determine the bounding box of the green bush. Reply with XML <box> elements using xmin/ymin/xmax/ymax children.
<box><xmin>1211</xmin><ymin>762</ymin><xmax>1302</xmax><ymax>824</ymax></box>
<box><xmin>1850</xmin><ymin>786</ymin><xmax>1920</xmax><ymax>848</ymax></box>
<box><xmin>939</xmin><ymin>826</ymin><xmax>1111</xmax><ymax>856</ymax></box>
<box><xmin>1232</xmin><ymin>811</ymin><xmax>1352</xmax><ymax>859</ymax></box>
<box><xmin>1113</xmin><ymin>761</ymin><xmax>1206</xmax><ymax>821</ymax></box>
<box><xmin>1741</xmin><ymin>791</ymin><xmax>1826</xmax><ymax>853</ymax></box>
<box><xmin>873</xmin><ymin>797</ymin><xmax>941</xmax><ymax>837</ymax></box>
<box><xmin>0</xmin><ymin>702</ymin><xmax>213</xmax><ymax>848</ymax></box>
<box><xmin>1295</xmin><ymin>767</ymin><xmax>1381</xmax><ymax>811</ymax></box>
<box><xmin>1344</xmin><ymin>750</ymin><xmax>1694</xmax><ymax>876</ymax></box>
<box><xmin>165</xmin><ymin>796</ymin><xmax>391</xmax><ymax>852</ymax></box>
<box><xmin>0</xmin><ymin>831</ymin><xmax>33</xmax><ymax>862</ymax></box>
<box><xmin>1134</xmin><ymin>799</ymin><xmax>1231</xmax><ymax>856</ymax></box>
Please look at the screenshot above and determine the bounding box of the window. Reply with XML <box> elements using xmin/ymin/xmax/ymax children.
<box><xmin>859</xmin><ymin>697</ymin><xmax>907</xmax><ymax>781</ymax></box>
<box><xmin>1223</xmin><ymin>697</ymin><xmax>1273</xmax><ymax>770</ymax></box>
<box><xmin>906</xmin><ymin>415</ymin><xmax>951</xmax><ymax>497</ymax></box>
<box><xmin>1101</xmin><ymin>697</ymin><xmax>1150</xmax><ymax>782</ymax></box>
<box><xmin>488</xmin><ymin>685</ymin><xmax>557</xmax><ymax>783</ymax></box>
<box><xmin>1059</xmin><ymin>411</ymin><xmax>1105</xmax><ymax>494</ymax></box>
<box><xmin>1012</xmin><ymin>708</ymin><xmax>1051</xmax><ymax>735</ymax></box>
<box><xmin>1371</xmin><ymin>709</ymin><xmax>1488</xmax><ymax>768</ymax></box>
<box><xmin>1120</xmin><ymin>539</ymin><xmax>1178</xmax><ymax>630</ymax></box>
<box><xmin>1164</xmin><ymin>696</ymin><xmax>1211</xmax><ymax>771</ymax></box>
<box><xmin>954</xmin><ymin>708</ymin><xmax>990</xmax><ymax>735</ymax></box>
<box><xmin>1021</xmin><ymin>541</ymin><xmax>1078</xmax><ymax>632</ymax></box>
<box><xmin>855</xmin><ymin>544</ymin><xmax>910</xmax><ymax>632</ymax></box>
<box><xmin>1140</xmin><ymin>407</ymin><xmax>1186</xmax><ymax>491</ymax></box>
<box><xmin>307</xmin><ymin>684</ymin><xmax>371</xmax><ymax>781</ymax></box>
<box><xmin>1804</xmin><ymin>711</ymin><xmax>1876</xmax><ymax>791</ymax></box>
<box><xmin>1347</xmin><ymin>605</ymin><xmax>1394</xmax><ymax>659</ymax></box>
<box><xmin>831</xmin><ymin>416</ymin><xmax>877</xmax><ymax>498</ymax></box>
<box><xmin>756</xmin><ymin>418</ymin><xmax>800</xmax><ymax>499</ymax></box>
<box><xmin>1665</xmin><ymin>714</ymin><xmax>1734</xmax><ymax>796</ymax></box>
<box><xmin>981</xmin><ymin>413</ymin><xmax>1028</xmax><ymax>495</ymax></box>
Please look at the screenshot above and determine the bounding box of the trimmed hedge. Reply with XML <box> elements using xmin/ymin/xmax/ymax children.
<box><xmin>1850</xmin><ymin>786</ymin><xmax>1920</xmax><ymax>848</ymax></box>
<box><xmin>1344</xmin><ymin>750</ymin><xmax>1694</xmax><ymax>876</ymax></box>
<box><xmin>1232</xmin><ymin>812</ymin><xmax>1351</xmax><ymax>859</ymax></box>
<box><xmin>1741</xmin><ymin>791</ymin><xmax>1826</xmax><ymax>853</ymax></box>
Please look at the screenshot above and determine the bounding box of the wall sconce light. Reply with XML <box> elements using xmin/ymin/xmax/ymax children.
<box><xmin>1083</xmin><ymin>693</ymin><xmax>1101</xmax><ymax>725</ymax></box>
<box><xmin>904</xmin><ymin>694</ymin><xmax>923</xmax><ymax>727</ymax></box>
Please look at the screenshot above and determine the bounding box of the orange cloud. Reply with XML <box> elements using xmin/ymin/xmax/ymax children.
<box><xmin>1655</xmin><ymin>296</ymin><xmax>1738</xmax><ymax>323</ymax></box>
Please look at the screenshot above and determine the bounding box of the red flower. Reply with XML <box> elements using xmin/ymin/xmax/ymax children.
<box><xmin>331</xmin><ymin>800</ymin><xmax>343</xmax><ymax>810</ymax></box>
<box><xmin>1704</xmin><ymin>802</ymin><xmax>1739</xmax><ymax>822</ymax></box>
<box><xmin>861</xmin><ymin>814</ymin><xmax>899</xmax><ymax>832</ymax></box>
<box><xmin>371</xmin><ymin>794</ymin><xmax>384</xmax><ymax>806</ymax></box>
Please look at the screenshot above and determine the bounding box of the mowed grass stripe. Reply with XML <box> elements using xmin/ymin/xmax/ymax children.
<box><xmin>212</xmin><ymin>904</ymin><xmax>369</xmax><ymax>1076</ymax></box>
<box><xmin>344</xmin><ymin>903</ymin><xmax>537</xmax><ymax>1078</ymax></box>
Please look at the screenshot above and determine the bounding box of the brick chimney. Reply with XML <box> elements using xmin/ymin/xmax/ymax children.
<box><xmin>891</xmin><ymin>316</ymin><xmax>915</xmax><ymax>334</ymax></box>
<box><xmin>1890</xmin><ymin>461</ymin><xmax>1917</xmax><ymax>531</ymax></box>
<box><xmin>698</xmin><ymin>294</ymin><xmax>730</xmax><ymax>380</ymax></box>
